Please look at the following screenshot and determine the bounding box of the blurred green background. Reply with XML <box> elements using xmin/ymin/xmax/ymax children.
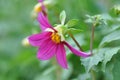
<box><xmin>0</xmin><ymin>0</ymin><xmax>120</xmax><ymax>80</ymax></box>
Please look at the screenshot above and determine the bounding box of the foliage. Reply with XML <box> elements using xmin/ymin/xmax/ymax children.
<box><xmin>1</xmin><ymin>0</ymin><xmax>120</xmax><ymax>80</ymax></box>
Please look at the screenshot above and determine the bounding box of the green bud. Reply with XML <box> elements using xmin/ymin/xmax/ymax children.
<box><xmin>22</xmin><ymin>37</ymin><xmax>30</xmax><ymax>47</ymax></box>
<box><xmin>85</xmin><ymin>14</ymin><xmax>106</xmax><ymax>27</ymax></box>
<box><xmin>113</xmin><ymin>5</ymin><xmax>120</xmax><ymax>15</ymax></box>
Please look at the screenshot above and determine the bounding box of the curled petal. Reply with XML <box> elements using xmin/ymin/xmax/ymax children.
<box><xmin>28</xmin><ymin>32</ymin><xmax>52</xmax><ymax>46</ymax></box>
<box><xmin>37</xmin><ymin>40</ymin><xmax>57</xmax><ymax>60</ymax></box>
<box><xmin>37</xmin><ymin>12</ymin><xmax>53</xmax><ymax>31</ymax></box>
<box><xmin>56</xmin><ymin>43</ymin><xmax>68</xmax><ymax>69</ymax></box>
<box><xmin>63</xmin><ymin>41</ymin><xmax>91</xmax><ymax>57</ymax></box>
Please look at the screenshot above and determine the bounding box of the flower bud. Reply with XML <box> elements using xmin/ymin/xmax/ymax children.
<box><xmin>22</xmin><ymin>37</ymin><xmax>30</xmax><ymax>47</ymax></box>
<box><xmin>113</xmin><ymin>5</ymin><xmax>120</xmax><ymax>15</ymax></box>
<box><xmin>85</xmin><ymin>14</ymin><xmax>106</xmax><ymax>27</ymax></box>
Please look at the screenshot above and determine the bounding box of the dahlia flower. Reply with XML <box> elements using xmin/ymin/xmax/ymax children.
<box><xmin>28</xmin><ymin>0</ymin><xmax>91</xmax><ymax>69</ymax></box>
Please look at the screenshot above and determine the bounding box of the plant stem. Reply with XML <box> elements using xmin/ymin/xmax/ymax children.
<box><xmin>90</xmin><ymin>25</ymin><xmax>95</xmax><ymax>54</ymax></box>
<box><xmin>68</xmin><ymin>32</ymin><xmax>83</xmax><ymax>51</ymax></box>
<box><xmin>90</xmin><ymin>69</ymin><xmax>96</xmax><ymax>80</ymax></box>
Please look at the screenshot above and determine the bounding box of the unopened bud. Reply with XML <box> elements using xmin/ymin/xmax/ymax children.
<box><xmin>22</xmin><ymin>37</ymin><xmax>30</xmax><ymax>47</ymax></box>
<box><xmin>85</xmin><ymin>14</ymin><xmax>106</xmax><ymax>27</ymax></box>
<box><xmin>113</xmin><ymin>5</ymin><xmax>120</xmax><ymax>15</ymax></box>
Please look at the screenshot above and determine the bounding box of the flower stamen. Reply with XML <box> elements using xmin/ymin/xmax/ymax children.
<box><xmin>51</xmin><ymin>33</ymin><xmax>61</xmax><ymax>44</ymax></box>
<box><xmin>34</xmin><ymin>3</ymin><xmax>42</xmax><ymax>13</ymax></box>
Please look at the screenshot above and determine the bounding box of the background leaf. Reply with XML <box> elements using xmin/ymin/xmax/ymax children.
<box><xmin>81</xmin><ymin>49</ymin><xmax>105</xmax><ymax>72</ymax></box>
<box><xmin>112</xmin><ymin>51</ymin><xmax>120</xmax><ymax>80</ymax></box>
<box><xmin>1</xmin><ymin>0</ymin><xmax>120</xmax><ymax>80</ymax></box>
<box><xmin>102</xmin><ymin>47</ymin><xmax>120</xmax><ymax>71</ymax></box>
<box><xmin>81</xmin><ymin>47</ymin><xmax>120</xmax><ymax>72</ymax></box>
<box><xmin>99</xmin><ymin>30</ymin><xmax>120</xmax><ymax>47</ymax></box>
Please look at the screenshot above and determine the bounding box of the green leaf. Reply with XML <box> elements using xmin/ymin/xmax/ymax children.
<box><xmin>43</xmin><ymin>66</ymin><xmax>56</xmax><ymax>75</ymax></box>
<box><xmin>112</xmin><ymin>51</ymin><xmax>120</xmax><ymax>80</ymax></box>
<box><xmin>81</xmin><ymin>49</ymin><xmax>105</xmax><ymax>72</ymax></box>
<box><xmin>65</xmin><ymin>19</ymin><xmax>79</xmax><ymax>28</ymax></box>
<box><xmin>59</xmin><ymin>10</ymin><xmax>66</xmax><ymax>25</ymax></box>
<box><xmin>68</xmin><ymin>28</ymin><xmax>83</xmax><ymax>33</ymax></box>
<box><xmin>81</xmin><ymin>47</ymin><xmax>120</xmax><ymax>72</ymax></box>
<box><xmin>61</xmin><ymin>63</ymin><xmax>73</xmax><ymax>80</ymax></box>
<box><xmin>78</xmin><ymin>73</ymin><xmax>91</xmax><ymax>80</ymax></box>
<box><xmin>102</xmin><ymin>47</ymin><xmax>120</xmax><ymax>71</ymax></box>
<box><xmin>99</xmin><ymin>30</ymin><xmax>120</xmax><ymax>47</ymax></box>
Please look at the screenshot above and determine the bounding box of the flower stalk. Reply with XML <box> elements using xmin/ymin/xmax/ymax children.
<box><xmin>68</xmin><ymin>31</ymin><xmax>83</xmax><ymax>51</ymax></box>
<box><xmin>90</xmin><ymin>25</ymin><xmax>95</xmax><ymax>55</ymax></box>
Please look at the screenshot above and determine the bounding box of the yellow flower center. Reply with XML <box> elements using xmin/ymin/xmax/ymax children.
<box><xmin>34</xmin><ymin>3</ymin><xmax>42</xmax><ymax>13</ymax></box>
<box><xmin>51</xmin><ymin>33</ymin><xmax>61</xmax><ymax>44</ymax></box>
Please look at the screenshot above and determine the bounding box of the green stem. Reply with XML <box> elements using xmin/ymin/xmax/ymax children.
<box><xmin>90</xmin><ymin>25</ymin><xmax>95</xmax><ymax>54</ymax></box>
<box><xmin>90</xmin><ymin>69</ymin><xmax>96</xmax><ymax>80</ymax></box>
<box><xmin>68</xmin><ymin>32</ymin><xmax>83</xmax><ymax>51</ymax></box>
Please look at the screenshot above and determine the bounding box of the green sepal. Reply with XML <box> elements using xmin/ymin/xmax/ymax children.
<box><xmin>65</xmin><ymin>19</ymin><xmax>79</xmax><ymax>28</ymax></box>
<box><xmin>59</xmin><ymin>10</ymin><xmax>66</xmax><ymax>25</ymax></box>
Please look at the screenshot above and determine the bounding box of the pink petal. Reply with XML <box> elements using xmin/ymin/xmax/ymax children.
<box><xmin>37</xmin><ymin>12</ymin><xmax>53</xmax><ymax>31</ymax></box>
<box><xmin>63</xmin><ymin>41</ymin><xmax>91</xmax><ymax>57</ymax></box>
<box><xmin>38</xmin><ymin>0</ymin><xmax>46</xmax><ymax>12</ymax></box>
<box><xmin>37</xmin><ymin>40</ymin><xmax>57</xmax><ymax>60</ymax></box>
<box><xmin>56</xmin><ymin>43</ymin><xmax>68</xmax><ymax>69</ymax></box>
<box><xmin>38</xmin><ymin>0</ymin><xmax>43</xmax><ymax>2</ymax></box>
<box><xmin>28</xmin><ymin>32</ymin><xmax>52</xmax><ymax>46</ymax></box>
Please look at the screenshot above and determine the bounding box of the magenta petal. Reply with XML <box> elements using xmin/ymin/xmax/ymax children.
<box><xmin>38</xmin><ymin>0</ymin><xmax>43</xmax><ymax>2</ymax></box>
<box><xmin>28</xmin><ymin>32</ymin><xmax>52</xmax><ymax>46</ymax></box>
<box><xmin>38</xmin><ymin>0</ymin><xmax>46</xmax><ymax>11</ymax></box>
<box><xmin>63</xmin><ymin>42</ymin><xmax>91</xmax><ymax>57</ymax></box>
<box><xmin>37</xmin><ymin>40</ymin><xmax>57</xmax><ymax>60</ymax></box>
<box><xmin>37</xmin><ymin>12</ymin><xmax>53</xmax><ymax>31</ymax></box>
<box><xmin>56</xmin><ymin>43</ymin><xmax>68</xmax><ymax>69</ymax></box>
